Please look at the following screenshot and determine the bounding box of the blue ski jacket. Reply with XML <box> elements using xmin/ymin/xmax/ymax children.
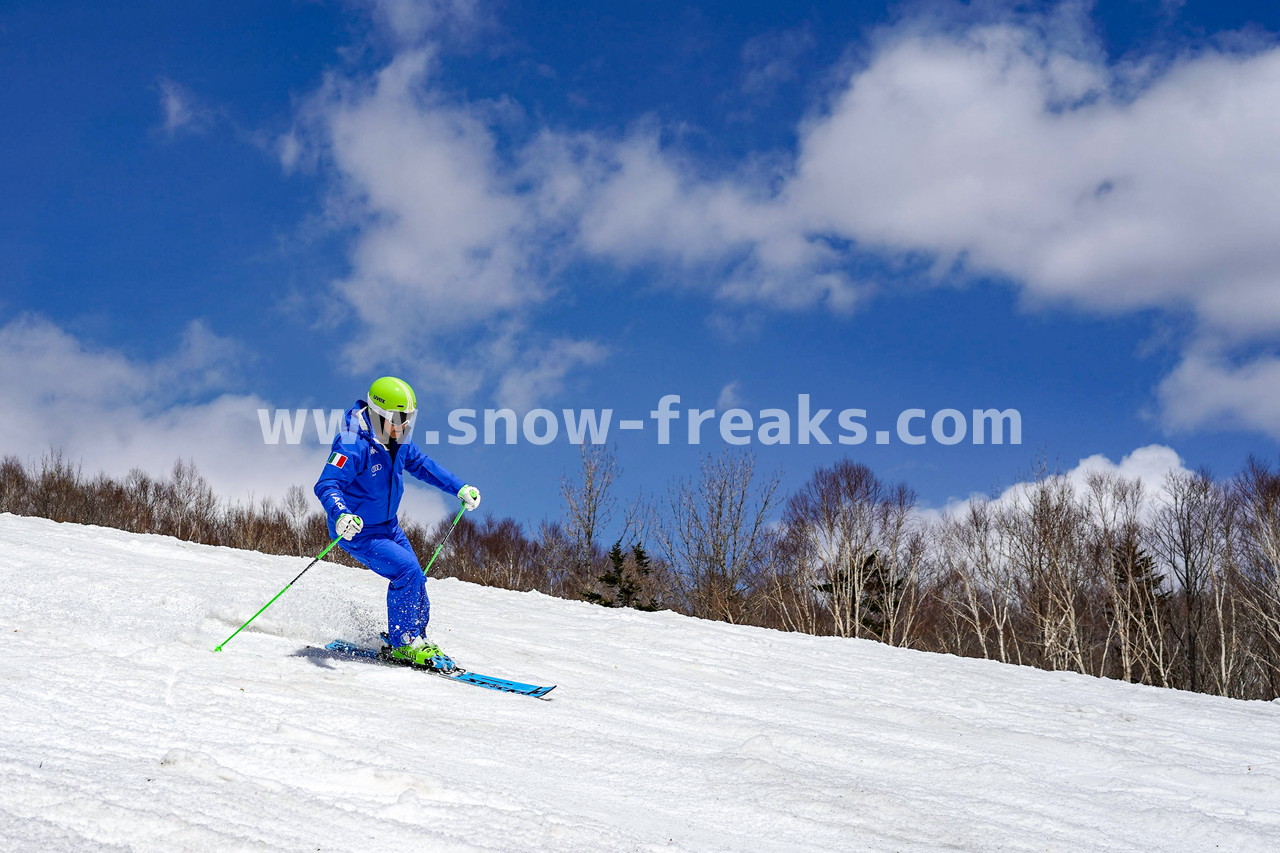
<box><xmin>314</xmin><ymin>402</ymin><xmax>466</xmax><ymax>529</ymax></box>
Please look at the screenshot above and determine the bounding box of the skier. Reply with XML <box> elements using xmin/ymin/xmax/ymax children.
<box><xmin>314</xmin><ymin>376</ymin><xmax>481</xmax><ymax>671</ymax></box>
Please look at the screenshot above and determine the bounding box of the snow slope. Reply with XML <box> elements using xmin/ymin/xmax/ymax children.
<box><xmin>2</xmin><ymin>513</ymin><xmax>1280</xmax><ymax>852</ymax></box>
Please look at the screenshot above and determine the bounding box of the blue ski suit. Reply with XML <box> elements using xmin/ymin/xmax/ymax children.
<box><xmin>314</xmin><ymin>402</ymin><xmax>466</xmax><ymax>645</ymax></box>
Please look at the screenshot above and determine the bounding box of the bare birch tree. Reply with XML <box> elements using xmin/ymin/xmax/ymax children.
<box><xmin>774</xmin><ymin>461</ymin><xmax>924</xmax><ymax>644</ymax></box>
<box><xmin>561</xmin><ymin>444</ymin><xmax>623</xmax><ymax>582</ymax></box>
<box><xmin>997</xmin><ymin>474</ymin><xmax>1094</xmax><ymax>673</ymax></box>
<box><xmin>655</xmin><ymin>451</ymin><xmax>780</xmax><ymax>624</ymax></box>
<box><xmin>935</xmin><ymin>500</ymin><xmax>1021</xmax><ymax>663</ymax></box>
<box><xmin>1149</xmin><ymin>469</ymin><xmax>1233</xmax><ymax>693</ymax></box>
<box><xmin>1234</xmin><ymin>457</ymin><xmax>1280</xmax><ymax>696</ymax></box>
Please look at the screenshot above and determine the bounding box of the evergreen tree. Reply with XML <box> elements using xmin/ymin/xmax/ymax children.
<box><xmin>1112</xmin><ymin>540</ymin><xmax>1166</xmax><ymax>622</ymax></box>
<box><xmin>859</xmin><ymin>553</ymin><xmax>904</xmax><ymax>641</ymax></box>
<box><xmin>1109</xmin><ymin>539</ymin><xmax>1168</xmax><ymax>683</ymax></box>
<box><xmin>814</xmin><ymin>551</ymin><xmax>901</xmax><ymax>640</ymax></box>
<box><xmin>583</xmin><ymin>540</ymin><xmax>660</xmax><ymax>611</ymax></box>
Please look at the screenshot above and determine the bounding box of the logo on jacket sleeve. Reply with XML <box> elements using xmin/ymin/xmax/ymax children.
<box><xmin>327</xmin><ymin>452</ymin><xmax>349</xmax><ymax>469</ymax></box>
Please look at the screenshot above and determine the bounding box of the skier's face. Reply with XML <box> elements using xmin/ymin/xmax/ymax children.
<box><xmin>372</xmin><ymin>409</ymin><xmax>415</xmax><ymax>444</ymax></box>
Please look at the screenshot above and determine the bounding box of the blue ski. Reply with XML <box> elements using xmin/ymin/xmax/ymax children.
<box><xmin>324</xmin><ymin>640</ymin><xmax>556</xmax><ymax>698</ymax></box>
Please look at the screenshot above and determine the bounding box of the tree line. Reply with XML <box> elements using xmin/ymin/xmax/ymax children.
<box><xmin>4</xmin><ymin>447</ymin><xmax>1280</xmax><ymax>701</ymax></box>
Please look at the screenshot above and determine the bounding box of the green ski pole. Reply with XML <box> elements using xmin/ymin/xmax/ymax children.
<box><xmin>214</xmin><ymin>535</ymin><xmax>343</xmax><ymax>652</ymax></box>
<box><xmin>423</xmin><ymin>503</ymin><xmax>465</xmax><ymax>576</ymax></box>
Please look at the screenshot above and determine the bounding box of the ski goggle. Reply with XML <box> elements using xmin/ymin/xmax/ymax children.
<box><xmin>383</xmin><ymin>410</ymin><xmax>415</xmax><ymax>427</ymax></box>
<box><xmin>368</xmin><ymin>401</ymin><xmax>417</xmax><ymax>429</ymax></box>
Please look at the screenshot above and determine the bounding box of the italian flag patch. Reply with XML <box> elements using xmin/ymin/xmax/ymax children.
<box><xmin>327</xmin><ymin>452</ymin><xmax>349</xmax><ymax>469</ymax></box>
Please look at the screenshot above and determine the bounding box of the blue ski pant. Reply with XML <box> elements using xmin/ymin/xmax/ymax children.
<box><xmin>333</xmin><ymin>520</ymin><xmax>429</xmax><ymax>646</ymax></box>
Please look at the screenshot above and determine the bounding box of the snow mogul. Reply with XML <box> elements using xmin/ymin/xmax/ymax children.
<box><xmin>314</xmin><ymin>376</ymin><xmax>481</xmax><ymax>671</ymax></box>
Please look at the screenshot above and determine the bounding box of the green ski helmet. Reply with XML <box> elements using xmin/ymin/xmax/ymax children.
<box><xmin>366</xmin><ymin>376</ymin><xmax>418</xmax><ymax>444</ymax></box>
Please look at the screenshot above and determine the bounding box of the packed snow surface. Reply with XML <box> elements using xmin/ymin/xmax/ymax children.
<box><xmin>2</xmin><ymin>513</ymin><xmax>1280</xmax><ymax>851</ymax></box>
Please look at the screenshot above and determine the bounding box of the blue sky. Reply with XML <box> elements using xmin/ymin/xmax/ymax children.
<box><xmin>4</xmin><ymin>0</ymin><xmax>1280</xmax><ymax>532</ymax></box>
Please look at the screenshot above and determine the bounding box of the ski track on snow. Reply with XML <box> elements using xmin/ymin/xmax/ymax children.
<box><xmin>2</xmin><ymin>513</ymin><xmax>1280</xmax><ymax>851</ymax></box>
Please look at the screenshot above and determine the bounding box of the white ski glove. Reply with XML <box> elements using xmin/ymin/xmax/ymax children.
<box><xmin>458</xmin><ymin>485</ymin><xmax>481</xmax><ymax>512</ymax></box>
<box><xmin>336</xmin><ymin>513</ymin><xmax>363</xmax><ymax>540</ymax></box>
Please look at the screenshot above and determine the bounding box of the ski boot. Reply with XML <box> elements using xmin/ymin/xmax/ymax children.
<box><xmin>387</xmin><ymin>635</ymin><xmax>456</xmax><ymax>672</ymax></box>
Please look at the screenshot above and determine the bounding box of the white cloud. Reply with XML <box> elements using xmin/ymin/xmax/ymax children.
<box><xmin>0</xmin><ymin>316</ymin><xmax>236</xmax><ymax>414</ymax></box>
<box><xmin>925</xmin><ymin>444</ymin><xmax>1193</xmax><ymax>524</ymax></box>
<box><xmin>1057</xmin><ymin>444</ymin><xmax>1192</xmax><ymax>499</ymax></box>
<box><xmin>0</xmin><ymin>316</ymin><xmax>451</xmax><ymax>525</ymax></box>
<box><xmin>628</xmin><ymin>13</ymin><xmax>1280</xmax><ymax>434</ymax></box>
<box><xmin>1158</xmin><ymin>346</ymin><xmax>1280</xmax><ymax>439</ymax></box>
<box><xmin>716</xmin><ymin>381</ymin><xmax>743</xmax><ymax>410</ymax></box>
<box><xmin>277</xmin><ymin>131</ymin><xmax>304</xmax><ymax>174</ymax></box>
<box><xmin>297</xmin><ymin>4</ymin><xmax>1280</xmax><ymax>435</ymax></box>
<box><xmin>157</xmin><ymin>78</ymin><xmax>213</xmax><ymax>136</ymax></box>
<box><xmin>296</xmin><ymin>45</ymin><xmax>606</xmax><ymax>405</ymax></box>
<box><xmin>365</xmin><ymin>0</ymin><xmax>490</xmax><ymax>47</ymax></box>
<box><xmin>572</xmin><ymin>133</ymin><xmax>864</xmax><ymax>312</ymax></box>
<box><xmin>776</xmin><ymin>16</ymin><xmax>1280</xmax><ymax>433</ymax></box>
<box><xmin>291</xmin><ymin>9</ymin><xmax>859</xmax><ymax>403</ymax></box>
<box><xmin>492</xmin><ymin>337</ymin><xmax>609</xmax><ymax>412</ymax></box>
<box><xmin>561</xmin><ymin>10</ymin><xmax>1280</xmax><ymax>345</ymax></box>
<box><xmin>789</xmin><ymin>24</ymin><xmax>1280</xmax><ymax>339</ymax></box>
<box><xmin>321</xmin><ymin>49</ymin><xmax>534</xmax><ymax>329</ymax></box>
